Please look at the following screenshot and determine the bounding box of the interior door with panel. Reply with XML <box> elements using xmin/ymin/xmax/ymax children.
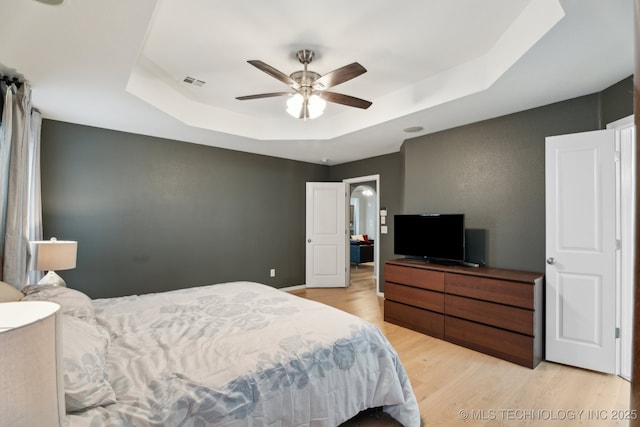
<box><xmin>545</xmin><ymin>129</ymin><xmax>617</xmax><ymax>374</ymax></box>
<box><xmin>305</xmin><ymin>182</ymin><xmax>347</xmax><ymax>287</ymax></box>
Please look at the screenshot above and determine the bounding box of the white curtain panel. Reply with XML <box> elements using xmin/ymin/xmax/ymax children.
<box><xmin>27</xmin><ymin>110</ymin><xmax>43</xmax><ymax>285</ymax></box>
<box><xmin>0</xmin><ymin>83</ymin><xmax>12</xmax><ymax>264</ymax></box>
<box><xmin>0</xmin><ymin>81</ymin><xmax>40</xmax><ymax>289</ymax></box>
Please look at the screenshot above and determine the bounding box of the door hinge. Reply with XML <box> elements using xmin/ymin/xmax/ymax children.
<box><xmin>615</xmin><ymin>151</ymin><xmax>621</xmax><ymax>162</ymax></box>
<box><xmin>616</xmin><ymin>239</ymin><xmax>622</xmax><ymax>250</ymax></box>
<box><xmin>616</xmin><ymin>327</ymin><xmax>620</xmax><ymax>339</ymax></box>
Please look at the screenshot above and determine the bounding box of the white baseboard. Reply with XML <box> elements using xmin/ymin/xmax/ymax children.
<box><xmin>279</xmin><ymin>284</ymin><xmax>306</xmax><ymax>292</ymax></box>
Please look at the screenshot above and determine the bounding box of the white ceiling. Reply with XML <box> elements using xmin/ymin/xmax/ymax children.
<box><xmin>0</xmin><ymin>0</ymin><xmax>634</xmax><ymax>165</ymax></box>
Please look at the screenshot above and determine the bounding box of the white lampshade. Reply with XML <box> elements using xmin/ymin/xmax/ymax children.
<box><xmin>307</xmin><ymin>94</ymin><xmax>326</xmax><ymax>119</ymax></box>
<box><xmin>0</xmin><ymin>301</ymin><xmax>64</xmax><ymax>427</ymax></box>
<box><xmin>30</xmin><ymin>238</ymin><xmax>78</xmax><ymax>286</ymax></box>
<box><xmin>286</xmin><ymin>93</ymin><xmax>304</xmax><ymax>118</ymax></box>
<box><xmin>30</xmin><ymin>238</ymin><xmax>77</xmax><ymax>271</ymax></box>
<box><xmin>286</xmin><ymin>92</ymin><xmax>326</xmax><ymax>119</ymax></box>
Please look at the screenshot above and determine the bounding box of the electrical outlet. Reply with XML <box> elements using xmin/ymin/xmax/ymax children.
<box><xmin>270</xmin><ymin>268</ymin><xmax>276</xmax><ymax>277</ymax></box>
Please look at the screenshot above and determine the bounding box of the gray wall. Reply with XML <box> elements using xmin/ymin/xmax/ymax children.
<box><xmin>600</xmin><ymin>76</ymin><xmax>634</xmax><ymax>126</ymax></box>
<box><xmin>334</xmin><ymin>76</ymin><xmax>633</xmax><ymax>275</ymax></box>
<box><xmin>402</xmin><ymin>95</ymin><xmax>599</xmax><ymax>272</ymax></box>
<box><xmin>41</xmin><ymin>121</ymin><xmax>328</xmax><ymax>298</ymax></box>
<box><xmin>41</xmin><ymin>76</ymin><xmax>632</xmax><ymax>297</ymax></box>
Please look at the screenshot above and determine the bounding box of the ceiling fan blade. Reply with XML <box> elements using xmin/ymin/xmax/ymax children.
<box><xmin>318</xmin><ymin>91</ymin><xmax>372</xmax><ymax>109</ymax></box>
<box><xmin>236</xmin><ymin>92</ymin><xmax>292</xmax><ymax>101</ymax></box>
<box><xmin>247</xmin><ymin>60</ymin><xmax>301</xmax><ymax>90</ymax></box>
<box><xmin>312</xmin><ymin>62</ymin><xmax>367</xmax><ymax>90</ymax></box>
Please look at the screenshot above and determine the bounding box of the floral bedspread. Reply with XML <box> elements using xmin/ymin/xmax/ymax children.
<box><xmin>66</xmin><ymin>281</ymin><xmax>420</xmax><ymax>427</ymax></box>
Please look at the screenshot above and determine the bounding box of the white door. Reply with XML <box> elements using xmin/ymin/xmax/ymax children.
<box><xmin>305</xmin><ymin>182</ymin><xmax>347</xmax><ymax>287</ymax></box>
<box><xmin>545</xmin><ymin>129</ymin><xmax>617</xmax><ymax>374</ymax></box>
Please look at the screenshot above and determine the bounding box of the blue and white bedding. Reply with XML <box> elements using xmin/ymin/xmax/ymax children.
<box><xmin>23</xmin><ymin>282</ymin><xmax>420</xmax><ymax>426</ymax></box>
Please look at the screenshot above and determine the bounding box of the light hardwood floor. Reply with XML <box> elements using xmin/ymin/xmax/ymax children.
<box><xmin>289</xmin><ymin>264</ymin><xmax>632</xmax><ymax>427</ymax></box>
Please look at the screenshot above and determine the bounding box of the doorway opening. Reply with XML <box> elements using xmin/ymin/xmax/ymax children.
<box><xmin>344</xmin><ymin>175</ymin><xmax>381</xmax><ymax>294</ymax></box>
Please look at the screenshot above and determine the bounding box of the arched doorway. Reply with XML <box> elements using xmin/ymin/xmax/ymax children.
<box><xmin>344</xmin><ymin>175</ymin><xmax>380</xmax><ymax>293</ymax></box>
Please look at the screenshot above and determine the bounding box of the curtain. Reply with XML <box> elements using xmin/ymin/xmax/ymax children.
<box><xmin>0</xmin><ymin>81</ymin><xmax>42</xmax><ymax>289</ymax></box>
<box><xmin>27</xmin><ymin>110</ymin><xmax>43</xmax><ymax>285</ymax></box>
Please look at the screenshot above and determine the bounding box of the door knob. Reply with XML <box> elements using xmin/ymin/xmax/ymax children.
<box><xmin>307</xmin><ymin>239</ymin><xmax>312</xmax><ymax>243</ymax></box>
<box><xmin>546</xmin><ymin>257</ymin><xmax>556</xmax><ymax>265</ymax></box>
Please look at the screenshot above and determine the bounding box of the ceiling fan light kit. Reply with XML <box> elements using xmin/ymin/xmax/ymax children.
<box><xmin>286</xmin><ymin>93</ymin><xmax>326</xmax><ymax>119</ymax></box>
<box><xmin>237</xmin><ymin>49</ymin><xmax>372</xmax><ymax>120</ymax></box>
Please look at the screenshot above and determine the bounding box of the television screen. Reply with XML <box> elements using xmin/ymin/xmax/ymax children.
<box><xmin>394</xmin><ymin>214</ymin><xmax>465</xmax><ymax>263</ymax></box>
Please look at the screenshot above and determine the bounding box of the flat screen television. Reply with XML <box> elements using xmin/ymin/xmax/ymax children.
<box><xmin>394</xmin><ymin>214</ymin><xmax>465</xmax><ymax>264</ymax></box>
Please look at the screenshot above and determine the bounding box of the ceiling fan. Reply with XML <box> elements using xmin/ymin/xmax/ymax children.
<box><xmin>236</xmin><ymin>49</ymin><xmax>372</xmax><ymax>120</ymax></box>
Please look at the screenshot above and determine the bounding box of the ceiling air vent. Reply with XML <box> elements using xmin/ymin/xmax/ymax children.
<box><xmin>182</xmin><ymin>76</ymin><xmax>206</xmax><ymax>87</ymax></box>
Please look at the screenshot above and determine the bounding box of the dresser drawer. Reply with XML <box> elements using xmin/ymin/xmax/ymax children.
<box><xmin>445</xmin><ymin>294</ymin><xmax>534</xmax><ymax>335</ymax></box>
<box><xmin>383</xmin><ymin>260</ymin><xmax>542</xmax><ymax>368</ymax></box>
<box><xmin>384</xmin><ymin>300</ymin><xmax>444</xmax><ymax>339</ymax></box>
<box><xmin>385</xmin><ymin>264</ymin><xmax>444</xmax><ymax>292</ymax></box>
<box><xmin>446</xmin><ymin>317</ymin><xmax>535</xmax><ymax>368</ymax></box>
<box><xmin>445</xmin><ymin>273</ymin><xmax>534</xmax><ymax>309</ymax></box>
<box><xmin>385</xmin><ymin>282</ymin><xmax>444</xmax><ymax>313</ymax></box>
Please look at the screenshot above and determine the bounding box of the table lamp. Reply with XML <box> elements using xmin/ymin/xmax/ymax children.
<box><xmin>30</xmin><ymin>237</ymin><xmax>77</xmax><ymax>287</ymax></box>
<box><xmin>0</xmin><ymin>301</ymin><xmax>64</xmax><ymax>427</ymax></box>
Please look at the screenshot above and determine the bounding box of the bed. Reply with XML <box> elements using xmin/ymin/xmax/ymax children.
<box><xmin>19</xmin><ymin>281</ymin><xmax>420</xmax><ymax>426</ymax></box>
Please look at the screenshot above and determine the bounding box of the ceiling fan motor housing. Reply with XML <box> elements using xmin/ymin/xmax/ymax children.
<box><xmin>291</xmin><ymin>50</ymin><xmax>320</xmax><ymax>87</ymax></box>
<box><xmin>296</xmin><ymin>49</ymin><xmax>314</xmax><ymax>65</ymax></box>
<box><xmin>290</xmin><ymin>70</ymin><xmax>321</xmax><ymax>87</ymax></box>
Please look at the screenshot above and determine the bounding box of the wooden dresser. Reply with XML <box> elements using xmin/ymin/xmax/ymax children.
<box><xmin>384</xmin><ymin>259</ymin><xmax>544</xmax><ymax>368</ymax></box>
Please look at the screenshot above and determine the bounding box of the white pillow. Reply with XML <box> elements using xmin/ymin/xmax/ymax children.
<box><xmin>62</xmin><ymin>315</ymin><xmax>116</xmax><ymax>412</ymax></box>
<box><xmin>22</xmin><ymin>285</ymin><xmax>95</xmax><ymax>321</ymax></box>
<box><xmin>21</xmin><ymin>285</ymin><xmax>116</xmax><ymax>411</ymax></box>
<box><xmin>0</xmin><ymin>280</ymin><xmax>23</xmax><ymax>302</ymax></box>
